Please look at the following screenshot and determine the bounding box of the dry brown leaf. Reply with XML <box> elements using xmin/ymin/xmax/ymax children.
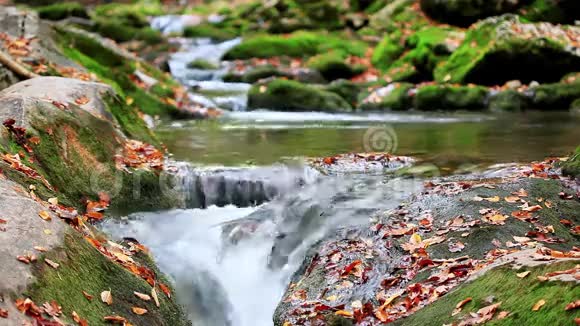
<box><xmin>152</xmin><ymin>287</ymin><xmax>160</xmax><ymax>307</ymax></box>
<box><xmin>565</xmin><ymin>300</ymin><xmax>580</xmax><ymax>311</ymax></box>
<box><xmin>34</xmin><ymin>246</ymin><xmax>48</xmax><ymax>252</ymax></box>
<box><xmin>101</xmin><ymin>290</ymin><xmax>113</xmax><ymax>305</ymax></box>
<box><xmin>134</xmin><ymin>292</ymin><xmax>151</xmax><ymax>301</ymax></box>
<box><xmin>532</xmin><ymin>299</ymin><xmax>546</xmax><ymax>311</ymax></box>
<box><xmin>75</xmin><ymin>96</ymin><xmax>90</xmax><ymax>105</ymax></box>
<box><xmin>516</xmin><ymin>271</ymin><xmax>531</xmax><ymax>278</ymax></box>
<box><xmin>452</xmin><ymin>297</ymin><xmax>472</xmax><ymax>316</ymax></box>
<box><xmin>504</xmin><ymin>196</ymin><xmax>520</xmax><ymax>203</ymax></box>
<box><xmin>82</xmin><ymin>291</ymin><xmax>93</xmax><ymax>301</ymax></box>
<box><xmin>44</xmin><ymin>258</ymin><xmax>59</xmax><ymax>269</ymax></box>
<box><xmin>484</xmin><ymin>196</ymin><xmax>500</xmax><ymax>202</ymax></box>
<box><xmin>104</xmin><ymin>315</ymin><xmax>127</xmax><ymax>324</ymax></box>
<box><xmin>131</xmin><ymin>307</ymin><xmax>148</xmax><ymax>315</ymax></box>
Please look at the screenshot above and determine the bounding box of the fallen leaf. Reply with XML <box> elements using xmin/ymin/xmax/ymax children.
<box><xmin>452</xmin><ymin>297</ymin><xmax>472</xmax><ymax>316</ymax></box>
<box><xmin>44</xmin><ymin>258</ymin><xmax>59</xmax><ymax>269</ymax></box>
<box><xmin>75</xmin><ymin>96</ymin><xmax>90</xmax><ymax>105</ymax></box>
<box><xmin>0</xmin><ymin>308</ymin><xmax>7</xmax><ymax>318</ymax></box>
<box><xmin>565</xmin><ymin>300</ymin><xmax>580</xmax><ymax>311</ymax></box>
<box><xmin>449</xmin><ymin>241</ymin><xmax>465</xmax><ymax>253</ymax></box>
<box><xmin>34</xmin><ymin>246</ymin><xmax>48</xmax><ymax>252</ymax></box>
<box><xmin>532</xmin><ymin>299</ymin><xmax>546</xmax><ymax>311</ymax></box>
<box><xmin>43</xmin><ymin>229</ymin><xmax>52</xmax><ymax>235</ymax></box>
<box><xmin>126</xmin><ymin>97</ymin><xmax>134</xmax><ymax>105</ymax></box>
<box><xmin>104</xmin><ymin>315</ymin><xmax>127</xmax><ymax>324</ymax></box>
<box><xmin>517</xmin><ymin>271</ymin><xmax>531</xmax><ymax>278</ymax></box>
<box><xmin>48</xmin><ymin>197</ymin><xmax>58</xmax><ymax>205</ymax></box>
<box><xmin>159</xmin><ymin>283</ymin><xmax>171</xmax><ymax>298</ymax></box>
<box><xmin>152</xmin><ymin>287</ymin><xmax>160</xmax><ymax>307</ymax></box>
<box><xmin>497</xmin><ymin>311</ymin><xmax>510</xmax><ymax>320</ymax></box>
<box><xmin>484</xmin><ymin>196</ymin><xmax>500</xmax><ymax>202</ymax></box>
<box><xmin>101</xmin><ymin>290</ymin><xmax>113</xmax><ymax>305</ymax></box>
<box><xmin>38</xmin><ymin>210</ymin><xmax>51</xmax><ymax>221</ymax></box>
<box><xmin>82</xmin><ymin>291</ymin><xmax>93</xmax><ymax>301</ymax></box>
<box><xmin>504</xmin><ymin>196</ymin><xmax>520</xmax><ymax>203</ymax></box>
<box><xmin>134</xmin><ymin>292</ymin><xmax>151</xmax><ymax>301</ymax></box>
<box><xmin>131</xmin><ymin>307</ymin><xmax>147</xmax><ymax>315</ymax></box>
<box><xmin>513</xmin><ymin>188</ymin><xmax>528</xmax><ymax>197</ymax></box>
<box><xmin>335</xmin><ymin>310</ymin><xmax>353</xmax><ymax>317</ymax></box>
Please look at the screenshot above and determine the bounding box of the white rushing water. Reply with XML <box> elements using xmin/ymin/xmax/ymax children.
<box><xmin>103</xmin><ymin>206</ymin><xmax>293</xmax><ymax>326</ymax></box>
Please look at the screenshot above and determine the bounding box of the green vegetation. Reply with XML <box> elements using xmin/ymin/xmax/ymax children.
<box><xmin>29</xmin><ymin>231</ymin><xmax>190</xmax><ymax>326</ymax></box>
<box><xmin>223</xmin><ymin>31</ymin><xmax>367</xmax><ymax>60</ymax></box>
<box><xmin>307</xmin><ymin>51</ymin><xmax>365</xmax><ymax>81</ymax></box>
<box><xmin>414</xmin><ymin>84</ymin><xmax>489</xmax><ymax>111</ymax></box>
<box><xmin>183</xmin><ymin>23</ymin><xmax>239</xmax><ymax>41</ymax></box>
<box><xmin>187</xmin><ymin>59</ymin><xmax>218</xmax><ymax>70</ymax></box>
<box><xmin>393</xmin><ymin>261</ymin><xmax>580</xmax><ymax>325</ymax></box>
<box><xmin>561</xmin><ymin>146</ymin><xmax>580</xmax><ymax>178</ymax></box>
<box><xmin>531</xmin><ymin>81</ymin><xmax>580</xmax><ymax>110</ymax></box>
<box><xmin>359</xmin><ymin>83</ymin><xmax>414</xmax><ymax>111</ymax></box>
<box><xmin>36</xmin><ymin>2</ymin><xmax>88</xmax><ymax>21</ymax></box>
<box><xmin>488</xmin><ymin>90</ymin><xmax>529</xmax><ymax>111</ymax></box>
<box><xmin>248</xmin><ymin>78</ymin><xmax>352</xmax><ymax>112</ymax></box>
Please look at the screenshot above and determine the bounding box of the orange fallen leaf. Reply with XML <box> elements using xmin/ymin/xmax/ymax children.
<box><xmin>104</xmin><ymin>315</ymin><xmax>127</xmax><ymax>324</ymax></box>
<box><xmin>82</xmin><ymin>291</ymin><xmax>93</xmax><ymax>301</ymax></box>
<box><xmin>75</xmin><ymin>96</ymin><xmax>90</xmax><ymax>105</ymax></box>
<box><xmin>131</xmin><ymin>307</ymin><xmax>147</xmax><ymax>315</ymax></box>
<box><xmin>159</xmin><ymin>283</ymin><xmax>171</xmax><ymax>298</ymax></box>
<box><xmin>38</xmin><ymin>210</ymin><xmax>51</xmax><ymax>221</ymax></box>
<box><xmin>335</xmin><ymin>310</ymin><xmax>353</xmax><ymax>317</ymax></box>
<box><xmin>504</xmin><ymin>196</ymin><xmax>520</xmax><ymax>203</ymax></box>
<box><xmin>452</xmin><ymin>297</ymin><xmax>472</xmax><ymax>316</ymax></box>
<box><xmin>566</xmin><ymin>300</ymin><xmax>580</xmax><ymax>311</ymax></box>
<box><xmin>532</xmin><ymin>299</ymin><xmax>546</xmax><ymax>311</ymax></box>
<box><xmin>34</xmin><ymin>246</ymin><xmax>48</xmax><ymax>252</ymax></box>
<box><xmin>0</xmin><ymin>308</ymin><xmax>7</xmax><ymax>318</ymax></box>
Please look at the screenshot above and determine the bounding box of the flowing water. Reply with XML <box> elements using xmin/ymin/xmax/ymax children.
<box><xmin>103</xmin><ymin>24</ymin><xmax>580</xmax><ymax>326</ymax></box>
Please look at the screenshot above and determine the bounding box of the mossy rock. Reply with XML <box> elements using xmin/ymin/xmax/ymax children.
<box><xmin>248</xmin><ymin>79</ymin><xmax>352</xmax><ymax>112</ymax></box>
<box><xmin>488</xmin><ymin>89</ymin><xmax>530</xmax><ymax>111</ymax></box>
<box><xmin>358</xmin><ymin>82</ymin><xmax>414</xmax><ymax>111</ymax></box>
<box><xmin>388</xmin><ymin>26</ymin><xmax>464</xmax><ymax>81</ymax></box>
<box><xmin>93</xmin><ymin>3</ymin><xmax>153</xmax><ymax>28</ymax></box>
<box><xmin>28</xmin><ymin>231</ymin><xmax>190</xmax><ymax>326</ymax></box>
<box><xmin>414</xmin><ymin>84</ymin><xmax>489</xmax><ymax>111</ymax></box>
<box><xmin>307</xmin><ymin>52</ymin><xmax>366</xmax><ymax>82</ymax></box>
<box><xmin>391</xmin><ymin>260</ymin><xmax>580</xmax><ymax>326</ymax></box>
<box><xmin>94</xmin><ymin>19</ymin><xmax>163</xmax><ymax>45</ymax></box>
<box><xmin>561</xmin><ymin>146</ymin><xmax>580</xmax><ymax>178</ymax></box>
<box><xmin>37</xmin><ymin>2</ymin><xmax>89</xmax><ymax>21</ymax></box>
<box><xmin>223</xmin><ymin>31</ymin><xmax>367</xmax><ymax>60</ymax></box>
<box><xmin>324</xmin><ymin>79</ymin><xmax>366</xmax><ymax>107</ymax></box>
<box><xmin>519</xmin><ymin>0</ymin><xmax>580</xmax><ymax>24</ymax></box>
<box><xmin>183</xmin><ymin>23</ymin><xmax>238</xmax><ymax>41</ymax></box>
<box><xmin>187</xmin><ymin>59</ymin><xmax>218</xmax><ymax>70</ymax></box>
<box><xmin>0</xmin><ymin>77</ymin><xmax>180</xmax><ymax>212</ymax></box>
<box><xmin>371</xmin><ymin>30</ymin><xmax>405</xmax><ymax>70</ymax></box>
<box><xmin>435</xmin><ymin>15</ymin><xmax>580</xmax><ymax>85</ymax></box>
<box><xmin>419</xmin><ymin>0</ymin><xmax>525</xmax><ymax>26</ymax></box>
<box><xmin>531</xmin><ymin>81</ymin><xmax>580</xmax><ymax>110</ymax></box>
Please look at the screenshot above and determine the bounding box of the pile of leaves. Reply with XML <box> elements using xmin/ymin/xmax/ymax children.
<box><xmin>115</xmin><ymin>139</ymin><xmax>164</xmax><ymax>171</ymax></box>
<box><xmin>278</xmin><ymin>158</ymin><xmax>580</xmax><ymax>325</ymax></box>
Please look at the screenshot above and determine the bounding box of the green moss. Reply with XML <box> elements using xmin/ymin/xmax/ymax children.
<box><xmin>94</xmin><ymin>20</ymin><xmax>163</xmax><ymax>45</ymax></box>
<box><xmin>223</xmin><ymin>31</ymin><xmax>366</xmax><ymax>60</ymax></box>
<box><xmin>561</xmin><ymin>146</ymin><xmax>580</xmax><ymax>178</ymax></box>
<box><xmin>238</xmin><ymin>66</ymin><xmax>290</xmax><ymax>83</ymax></box>
<box><xmin>531</xmin><ymin>81</ymin><xmax>580</xmax><ymax>110</ymax></box>
<box><xmin>372</xmin><ymin>31</ymin><xmax>405</xmax><ymax>70</ymax></box>
<box><xmin>488</xmin><ymin>89</ymin><xmax>530</xmax><ymax>111</ymax></box>
<box><xmin>324</xmin><ymin>80</ymin><xmax>365</xmax><ymax>107</ymax></box>
<box><xmin>435</xmin><ymin>15</ymin><xmax>580</xmax><ymax>85</ymax></box>
<box><xmin>183</xmin><ymin>23</ymin><xmax>238</xmax><ymax>41</ymax></box>
<box><xmin>359</xmin><ymin>82</ymin><xmax>414</xmax><ymax>111</ymax></box>
<box><xmin>519</xmin><ymin>0</ymin><xmax>580</xmax><ymax>24</ymax></box>
<box><xmin>29</xmin><ymin>231</ymin><xmax>190</xmax><ymax>326</ymax></box>
<box><xmin>93</xmin><ymin>3</ymin><xmax>156</xmax><ymax>28</ymax></box>
<box><xmin>37</xmin><ymin>2</ymin><xmax>88</xmax><ymax>21</ymax></box>
<box><xmin>186</xmin><ymin>59</ymin><xmax>218</xmax><ymax>70</ymax></box>
<box><xmin>414</xmin><ymin>84</ymin><xmax>489</xmax><ymax>111</ymax></box>
<box><xmin>307</xmin><ymin>51</ymin><xmax>365</xmax><ymax>81</ymax></box>
<box><xmin>393</xmin><ymin>261</ymin><xmax>580</xmax><ymax>326</ymax></box>
<box><xmin>248</xmin><ymin>79</ymin><xmax>352</xmax><ymax>112</ymax></box>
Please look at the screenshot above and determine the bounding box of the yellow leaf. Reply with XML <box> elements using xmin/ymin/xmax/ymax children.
<box><xmin>335</xmin><ymin>310</ymin><xmax>353</xmax><ymax>317</ymax></box>
<box><xmin>410</xmin><ymin>233</ymin><xmax>422</xmax><ymax>245</ymax></box>
<box><xmin>532</xmin><ymin>299</ymin><xmax>545</xmax><ymax>311</ymax></box>
<box><xmin>44</xmin><ymin>258</ymin><xmax>60</xmax><ymax>269</ymax></box>
<box><xmin>516</xmin><ymin>271</ymin><xmax>530</xmax><ymax>278</ymax></box>
<box><xmin>38</xmin><ymin>211</ymin><xmax>51</xmax><ymax>221</ymax></box>
<box><xmin>43</xmin><ymin>229</ymin><xmax>52</xmax><ymax>235</ymax></box>
<box><xmin>131</xmin><ymin>307</ymin><xmax>148</xmax><ymax>315</ymax></box>
<box><xmin>47</xmin><ymin>197</ymin><xmax>58</xmax><ymax>205</ymax></box>
<box><xmin>101</xmin><ymin>290</ymin><xmax>113</xmax><ymax>305</ymax></box>
<box><xmin>126</xmin><ymin>97</ymin><xmax>134</xmax><ymax>105</ymax></box>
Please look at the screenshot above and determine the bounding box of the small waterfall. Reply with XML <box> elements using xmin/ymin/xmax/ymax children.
<box><xmin>172</xmin><ymin>163</ymin><xmax>319</xmax><ymax>208</ymax></box>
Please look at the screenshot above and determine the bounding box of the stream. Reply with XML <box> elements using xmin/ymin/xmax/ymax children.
<box><xmin>103</xmin><ymin>20</ymin><xmax>580</xmax><ymax>326</ymax></box>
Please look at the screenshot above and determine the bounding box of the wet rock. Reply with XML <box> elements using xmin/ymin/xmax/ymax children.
<box><xmin>308</xmin><ymin>153</ymin><xmax>414</xmax><ymax>175</ymax></box>
<box><xmin>488</xmin><ymin>89</ymin><xmax>530</xmax><ymax>111</ymax></box>
<box><xmin>358</xmin><ymin>83</ymin><xmax>414</xmax><ymax>111</ymax></box>
<box><xmin>273</xmin><ymin>161</ymin><xmax>580</xmax><ymax>325</ymax></box>
<box><xmin>435</xmin><ymin>15</ymin><xmax>580</xmax><ymax>85</ymax></box>
<box><xmin>561</xmin><ymin>146</ymin><xmax>580</xmax><ymax>178</ymax></box>
<box><xmin>420</xmin><ymin>0</ymin><xmax>525</xmax><ymax>26</ymax></box>
<box><xmin>414</xmin><ymin>84</ymin><xmax>489</xmax><ymax>111</ymax></box>
<box><xmin>248</xmin><ymin>78</ymin><xmax>352</xmax><ymax>112</ymax></box>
